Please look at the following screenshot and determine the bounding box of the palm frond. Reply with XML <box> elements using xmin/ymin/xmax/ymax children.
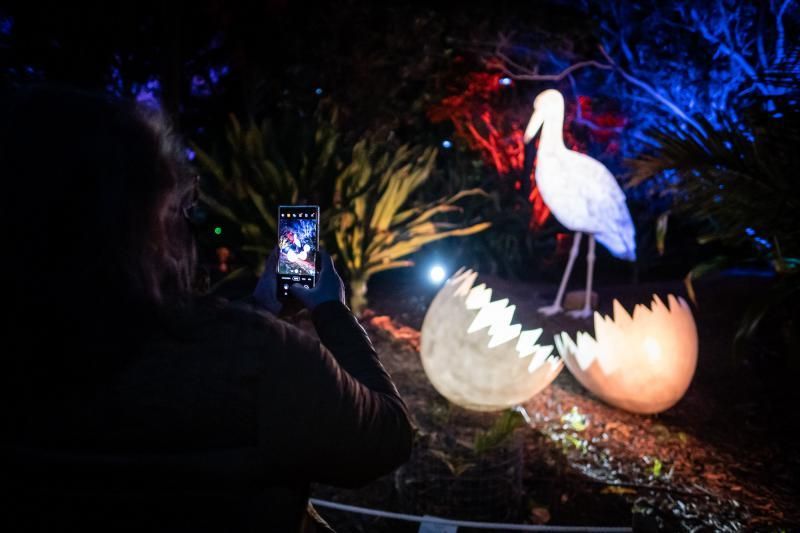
<box><xmin>333</xmin><ymin>134</ymin><xmax>490</xmax><ymax>313</ymax></box>
<box><xmin>628</xmin><ymin>91</ymin><xmax>800</xmax><ymax>348</ymax></box>
<box><xmin>193</xmin><ymin>107</ymin><xmax>341</xmax><ymax>276</ymax></box>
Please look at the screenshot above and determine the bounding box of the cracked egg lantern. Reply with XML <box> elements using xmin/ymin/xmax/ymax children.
<box><xmin>420</xmin><ymin>269</ymin><xmax>562</xmax><ymax>411</ymax></box>
<box><xmin>555</xmin><ymin>295</ymin><xmax>698</xmax><ymax>414</ymax></box>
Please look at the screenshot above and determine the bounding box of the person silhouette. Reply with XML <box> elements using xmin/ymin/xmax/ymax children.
<box><xmin>1</xmin><ymin>85</ymin><xmax>413</xmax><ymax>532</ymax></box>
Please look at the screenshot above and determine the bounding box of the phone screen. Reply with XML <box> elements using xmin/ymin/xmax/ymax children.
<box><xmin>276</xmin><ymin>205</ymin><xmax>320</xmax><ymax>299</ymax></box>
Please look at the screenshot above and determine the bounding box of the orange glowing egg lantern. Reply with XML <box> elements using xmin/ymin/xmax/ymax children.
<box><xmin>420</xmin><ymin>269</ymin><xmax>563</xmax><ymax>411</ymax></box>
<box><xmin>555</xmin><ymin>295</ymin><xmax>698</xmax><ymax>414</ymax></box>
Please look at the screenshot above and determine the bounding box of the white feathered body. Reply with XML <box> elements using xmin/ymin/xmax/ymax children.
<box><xmin>536</xmin><ymin>146</ymin><xmax>636</xmax><ymax>261</ymax></box>
<box><xmin>526</xmin><ymin>89</ymin><xmax>636</xmax><ymax>262</ymax></box>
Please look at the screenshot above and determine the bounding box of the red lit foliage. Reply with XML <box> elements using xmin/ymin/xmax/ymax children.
<box><xmin>429</xmin><ymin>71</ymin><xmax>625</xmax><ymax>230</ymax></box>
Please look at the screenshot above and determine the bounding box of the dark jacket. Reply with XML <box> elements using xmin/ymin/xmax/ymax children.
<box><xmin>5</xmin><ymin>298</ymin><xmax>413</xmax><ymax>532</ymax></box>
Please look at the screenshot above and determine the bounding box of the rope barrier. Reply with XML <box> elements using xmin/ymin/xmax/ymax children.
<box><xmin>310</xmin><ymin>498</ymin><xmax>632</xmax><ymax>532</ymax></box>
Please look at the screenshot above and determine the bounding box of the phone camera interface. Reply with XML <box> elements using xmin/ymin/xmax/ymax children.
<box><xmin>278</xmin><ymin>208</ymin><xmax>318</xmax><ymax>297</ymax></box>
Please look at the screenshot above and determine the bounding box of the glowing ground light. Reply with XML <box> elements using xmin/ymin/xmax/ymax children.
<box><xmin>498</xmin><ymin>77</ymin><xmax>512</xmax><ymax>86</ymax></box>
<box><xmin>214</xmin><ymin>226</ymin><xmax>222</xmax><ymax>235</ymax></box>
<box><xmin>429</xmin><ymin>265</ymin><xmax>446</xmax><ymax>283</ymax></box>
<box><xmin>441</xmin><ymin>139</ymin><xmax>453</xmax><ymax>149</ymax></box>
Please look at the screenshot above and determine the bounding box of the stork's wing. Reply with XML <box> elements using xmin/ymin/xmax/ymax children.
<box><xmin>567</xmin><ymin>152</ymin><xmax>636</xmax><ymax>261</ymax></box>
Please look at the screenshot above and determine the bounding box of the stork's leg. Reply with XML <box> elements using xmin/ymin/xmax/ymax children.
<box><xmin>538</xmin><ymin>232</ymin><xmax>582</xmax><ymax>316</ymax></box>
<box><xmin>569</xmin><ymin>235</ymin><xmax>595</xmax><ymax>319</ymax></box>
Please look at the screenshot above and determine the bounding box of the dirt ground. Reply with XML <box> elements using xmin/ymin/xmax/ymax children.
<box><xmin>308</xmin><ymin>271</ymin><xmax>800</xmax><ymax>532</ymax></box>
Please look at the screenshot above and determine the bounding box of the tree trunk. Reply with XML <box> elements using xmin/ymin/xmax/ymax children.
<box><xmin>349</xmin><ymin>275</ymin><xmax>369</xmax><ymax>317</ymax></box>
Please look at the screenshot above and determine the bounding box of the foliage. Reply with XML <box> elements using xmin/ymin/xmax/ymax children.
<box><xmin>415</xmin><ymin>145</ymin><xmax>540</xmax><ymax>278</ymax></box>
<box><xmin>651</xmin><ymin>457</ymin><xmax>663</xmax><ymax>478</ymax></box>
<box><xmin>428</xmin><ymin>71</ymin><xmax>553</xmax><ymax>230</ymax></box>
<box><xmin>490</xmin><ymin>0</ymin><xmax>798</xmax><ymax>204</ymax></box>
<box><xmin>192</xmin><ymin>107</ymin><xmax>340</xmax><ymax>275</ymax></box>
<box><xmin>418</xmin><ymin>406</ymin><xmax>526</xmax><ymax>478</ymax></box>
<box><xmin>193</xmin><ymin>109</ymin><xmax>491</xmax><ymax>309</ymax></box>
<box><xmin>560</xmin><ymin>406</ymin><xmax>588</xmax><ymax>432</ymax></box>
<box><xmin>628</xmin><ymin>92</ymin><xmax>800</xmax><ymax>346</ymax></box>
<box><xmin>584</xmin><ymin>0</ymin><xmax>797</xmax><ymax>132</ymax></box>
<box><xmin>427</xmin><ymin>68</ymin><xmax>629</xmax><ymax>278</ymax></box>
<box><xmin>333</xmin><ymin>136</ymin><xmax>491</xmax><ymax>314</ymax></box>
<box><xmin>473</xmin><ymin>408</ymin><xmax>527</xmax><ymax>455</ymax></box>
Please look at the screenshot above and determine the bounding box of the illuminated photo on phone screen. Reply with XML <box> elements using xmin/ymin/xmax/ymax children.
<box><xmin>278</xmin><ymin>209</ymin><xmax>318</xmax><ymax>277</ymax></box>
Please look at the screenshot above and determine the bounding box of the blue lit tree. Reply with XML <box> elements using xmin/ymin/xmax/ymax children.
<box><xmin>490</xmin><ymin>1</ymin><xmax>799</xmax><ymax>345</ymax></box>
<box><xmin>483</xmin><ymin>0</ymin><xmax>798</xmax><ymax>273</ymax></box>
<box><xmin>489</xmin><ymin>0</ymin><xmax>798</xmax><ymax>160</ymax></box>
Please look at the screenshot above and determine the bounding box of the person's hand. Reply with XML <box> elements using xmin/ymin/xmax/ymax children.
<box><xmin>289</xmin><ymin>249</ymin><xmax>346</xmax><ymax>311</ymax></box>
<box><xmin>253</xmin><ymin>246</ymin><xmax>282</xmax><ymax>315</ymax></box>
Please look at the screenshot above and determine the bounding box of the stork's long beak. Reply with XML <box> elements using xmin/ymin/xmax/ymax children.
<box><xmin>523</xmin><ymin>108</ymin><xmax>544</xmax><ymax>144</ymax></box>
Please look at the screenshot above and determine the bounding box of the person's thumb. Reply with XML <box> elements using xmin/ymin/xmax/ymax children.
<box><xmin>288</xmin><ymin>283</ymin><xmax>313</xmax><ymax>305</ymax></box>
<box><xmin>317</xmin><ymin>249</ymin><xmax>334</xmax><ymax>276</ymax></box>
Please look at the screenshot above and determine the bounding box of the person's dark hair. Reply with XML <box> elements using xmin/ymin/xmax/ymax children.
<box><xmin>0</xmin><ymin>86</ymin><xmax>197</xmax><ymax>348</ymax></box>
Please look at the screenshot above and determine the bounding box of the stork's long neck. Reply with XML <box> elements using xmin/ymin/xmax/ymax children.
<box><xmin>539</xmin><ymin>108</ymin><xmax>566</xmax><ymax>152</ymax></box>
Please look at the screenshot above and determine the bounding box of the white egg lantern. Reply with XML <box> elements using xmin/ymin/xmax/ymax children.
<box><xmin>555</xmin><ymin>295</ymin><xmax>698</xmax><ymax>414</ymax></box>
<box><xmin>420</xmin><ymin>269</ymin><xmax>563</xmax><ymax>411</ymax></box>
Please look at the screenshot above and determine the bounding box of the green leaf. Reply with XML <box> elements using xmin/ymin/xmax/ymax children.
<box><xmin>652</xmin><ymin>458</ymin><xmax>663</xmax><ymax>478</ymax></box>
<box><xmin>365</xmin><ymin>260</ymin><xmax>415</xmax><ymax>277</ymax></box>
<box><xmin>198</xmin><ymin>191</ymin><xmax>243</xmax><ymax>224</ymax></box>
<box><xmin>683</xmin><ymin>256</ymin><xmax>729</xmax><ymax>306</ymax></box>
<box><xmin>207</xmin><ymin>266</ymin><xmax>251</xmax><ymax>294</ymax></box>
<box><xmin>560</xmin><ymin>406</ymin><xmax>588</xmax><ymax>432</ymax></box>
<box><xmin>191</xmin><ymin>106</ymin><xmax>341</xmax><ymax>275</ymax></box>
<box><xmin>473</xmin><ymin>408</ymin><xmax>526</xmax><ymax>455</ymax></box>
<box><xmin>428</xmin><ymin>449</ymin><xmax>474</xmax><ymax>477</ymax></box>
<box><xmin>655</xmin><ymin>211</ymin><xmax>669</xmax><ymax>256</ymax></box>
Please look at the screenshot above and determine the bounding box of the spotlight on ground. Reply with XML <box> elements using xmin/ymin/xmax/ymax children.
<box><xmin>429</xmin><ymin>265</ymin><xmax>446</xmax><ymax>284</ymax></box>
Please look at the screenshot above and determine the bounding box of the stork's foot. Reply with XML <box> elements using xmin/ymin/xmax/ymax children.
<box><xmin>537</xmin><ymin>304</ymin><xmax>564</xmax><ymax>316</ymax></box>
<box><xmin>567</xmin><ymin>307</ymin><xmax>593</xmax><ymax>319</ymax></box>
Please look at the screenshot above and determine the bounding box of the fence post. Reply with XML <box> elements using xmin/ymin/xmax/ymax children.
<box><xmin>418</xmin><ymin>519</ymin><xmax>458</xmax><ymax>533</ymax></box>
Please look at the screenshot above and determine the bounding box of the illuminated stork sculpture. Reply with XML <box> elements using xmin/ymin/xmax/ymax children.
<box><xmin>524</xmin><ymin>89</ymin><xmax>636</xmax><ymax>318</ymax></box>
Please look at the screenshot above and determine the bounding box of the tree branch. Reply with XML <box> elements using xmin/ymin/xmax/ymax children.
<box><xmin>597</xmin><ymin>45</ymin><xmax>702</xmax><ymax>130</ymax></box>
<box><xmin>491</xmin><ymin>34</ymin><xmax>702</xmax><ymax>131</ymax></box>
<box><xmin>491</xmin><ymin>49</ymin><xmax>613</xmax><ymax>82</ymax></box>
<box><xmin>567</xmin><ymin>74</ymin><xmax>624</xmax><ymax>134</ymax></box>
<box><xmin>773</xmin><ymin>0</ymin><xmax>792</xmax><ymax>64</ymax></box>
<box><xmin>757</xmin><ymin>6</ymin><xmax>770</xmax><ymax>70</ymax></box>
<box><xmin>690</xmin><ymin>8</ymin><xmax>759</xmax><ymax>80</ymax></box>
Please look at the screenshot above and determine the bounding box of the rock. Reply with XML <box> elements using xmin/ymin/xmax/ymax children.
<box><xmin>563</xmin><ymin>290</ymin><xmax>599</xmax><ymax>311</ymax></box>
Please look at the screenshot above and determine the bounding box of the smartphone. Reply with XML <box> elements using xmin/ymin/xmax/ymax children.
<box><xmin>276</xmin><ymin>205</ymin><xmax>320</xmax><ymax>299</ymax></box>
